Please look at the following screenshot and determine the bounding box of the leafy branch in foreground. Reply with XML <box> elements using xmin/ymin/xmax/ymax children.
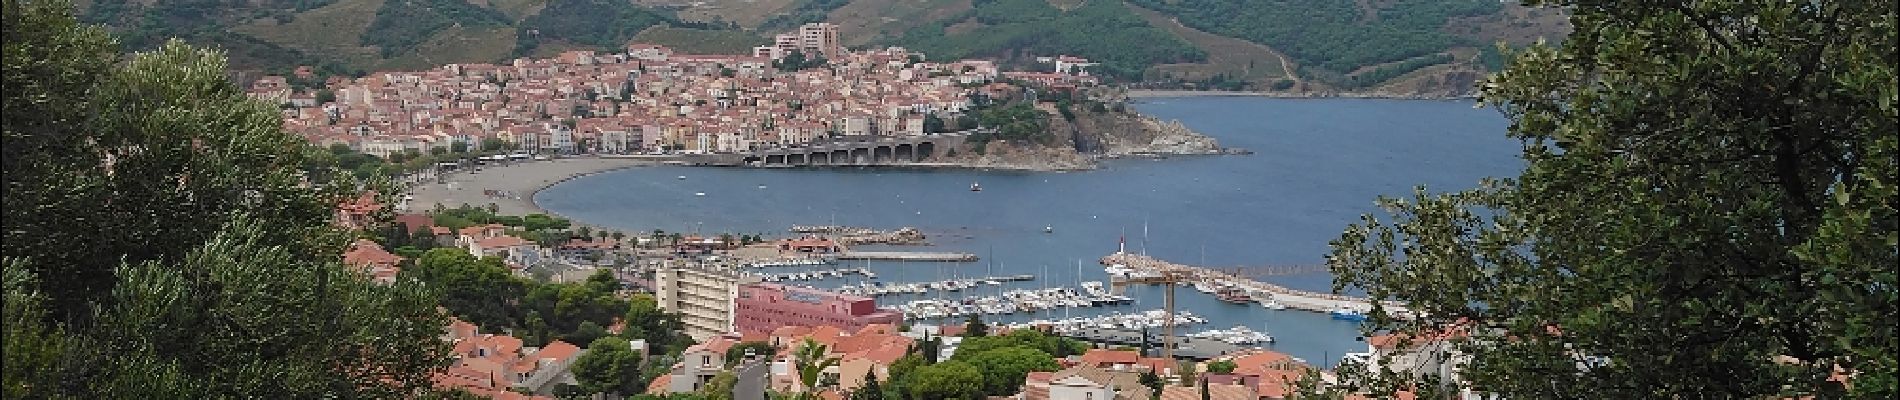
<box><xmin>1316</xmin><ymin>0</ymin><xmax>1897</xmax><ymax>398</ymax></box>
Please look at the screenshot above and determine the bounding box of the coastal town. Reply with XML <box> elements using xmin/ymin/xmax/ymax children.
<box><xmin>250</xmin><ymin>23</ymin><xmax>1105</xmax><ymax>160</ymax></box>
<box><xmin>283</xmin><ymin>21</ymin><xmax>1461</xmax><ymax>400</ymax></box>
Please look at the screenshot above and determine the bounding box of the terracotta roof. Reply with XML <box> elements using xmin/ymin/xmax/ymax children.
<box><xmin>342</xmin><ymin>239</ymin><xmax>404</xmax><ymax>267</ymax></box>
<box><xmin>1080</xmin><ymin>349</ymin><xmax>1141</xmax><ymax>366</ymax></box>
<box><xmin>647</xmin><ymin>374</ymin><xmax>673</xmax><ymax>394</ymax></box>
<box><xmin>1159</xmin><ymin>383</ymin><xmax>1253</xmax><ymax>400</ymax></box>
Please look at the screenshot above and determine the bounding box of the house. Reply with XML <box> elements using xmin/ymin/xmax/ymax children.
<box><xmin>1158</xmin><ymin>383</ymin><xmax>1255</xmax><ymax>400</ymax></box>
<box><xmin>434</xmin><ymin>320</ymin><xmax>584</xmax><ymax>397</ymax></box>
<box><xmin>1040</xmin><ymin>366</ymin><xmax>1153</xmax><ymax>400</ymax></box>
<box><xmin>341</xmin><ymin>239</ymin><xmax>404</xmax><ymax>284</ymax></box>
<box><xmin>556</xmin><ymin>238</ymin><xmax>618</xmax><ymax>261</ymax></box>
<box><xmin>1079</xmin><ymin>349</ymin><xmax>1141</xmax><ymax>371</ymax></box>
<box><xmin>334</xmin><ymin>191</ymin><xmax>383</xmax><ymax>230</ymax></box>
<box><xmin>777</xmin><ymin>237</ymin><xmax>841</xmax><ymax>254</ymax></box>
<box><xmin>665</xmin><ymin>337</ymin><xmax>739</xmax><ymax>393</ymax></box>
<box><xmin>469</xmin><ymin>235</ymin><xmax>536</xmax><ymax>265</ymax></box>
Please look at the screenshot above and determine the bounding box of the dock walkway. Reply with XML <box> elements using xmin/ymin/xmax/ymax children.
<box><xmin>1100</xmin><ymin>252</ymin><xmax>1398</xmax><ymax>315</ymax></box>
<box><xmin>839</xmin><ymin>251</ymin><xmax>978</xmax><ymax>262</ymax></box>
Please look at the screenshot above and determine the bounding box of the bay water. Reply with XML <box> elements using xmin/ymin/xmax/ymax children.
<box><xmin>537</xmin><ymin>97</ymin><xmax>1521</xmax><ymax>367</ymax></box>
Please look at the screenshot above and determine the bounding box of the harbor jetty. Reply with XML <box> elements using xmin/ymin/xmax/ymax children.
<box><xmin>788</xmin><ymin>225</ymin><xmax>929</xmax><ymax>245</ymax></box>
<box><xmin>839</xmin><ymin>251</ymin><xmax>978</xmax><ymax>262</ymax></box>
<box><xmin>1099</xmin><ymin>252</ymin><xmax>1402</xmax><ymax>316</ymax></box>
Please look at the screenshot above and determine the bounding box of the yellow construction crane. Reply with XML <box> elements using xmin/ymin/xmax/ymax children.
<box><xmin>1107</xmin><ymin>256</ymin><xmax>1325</xmax><ymax>360</ymax></box>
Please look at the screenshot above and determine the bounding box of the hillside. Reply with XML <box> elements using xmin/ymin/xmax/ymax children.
<box><xmin>80</xmin><ymin>0</ymin><xmax>1563</xmax><ymax>93</ymax></box>
<box><xmin>80</xmin><ymin>0</ymin><xmax>755</xmax><ymax>75</ymax></box>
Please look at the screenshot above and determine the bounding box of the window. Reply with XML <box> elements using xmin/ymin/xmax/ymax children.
<box><xmin>702</xmin><ymin>355</ymin><xmax>712</xmax><ymax>365</ymax></box>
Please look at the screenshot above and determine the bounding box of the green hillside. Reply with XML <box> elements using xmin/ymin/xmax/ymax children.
<box><xmin>79</xmin><ymin>0</ymin><xmax>754</xmax><ymax>76</ymax></box>
<box><xmin>77</xmin><ymin>0</ymin><xmax>1560</xmax><ymax>89</ymax></box>
<box><xmin>891</xmin><ymin>0</ymin><xmax>1204</xmax><ymax>80</ymax></box>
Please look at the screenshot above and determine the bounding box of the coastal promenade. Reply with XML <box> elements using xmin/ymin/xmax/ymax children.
<box><xmin>1100</xmin><ymin>252</ymin><xmax>1398</xmax><ymax>315</ymax></box>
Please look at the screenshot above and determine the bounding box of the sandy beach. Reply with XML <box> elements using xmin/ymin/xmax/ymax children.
<box><xmin>404</xmin><ymin>157</ymin><xmax>656</xmax><ymax>217</ymax></box>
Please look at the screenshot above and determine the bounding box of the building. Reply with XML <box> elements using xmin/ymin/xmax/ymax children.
<box><xmin>1025</xmin><ymin>366</ymin><xmax>1153</xmax><ymax>400</ymax></box>
<box><xmin>434</xmin><ymin>319</ymin><xmax>584</xmax><ymax>398</ymax></box>
<box><xmin>342</xmin><ymin>239</ymin><xmax>404</xmax><ymax>284</ymax></box>
<box><xmin>733</xmin><ymin>283</ymin><xmax>902</xmax><ymax>335</ymax></box>
<box><xmin>654</xmin><ymin>261</ymin><xmax>763</xmax><ymax>340</ymax></box>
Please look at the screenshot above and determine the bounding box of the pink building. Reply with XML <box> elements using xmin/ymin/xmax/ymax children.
<box><xmin>734</xmin><ymin>283</ymin><xmax>901</xmax><ymax>334</ymax></box>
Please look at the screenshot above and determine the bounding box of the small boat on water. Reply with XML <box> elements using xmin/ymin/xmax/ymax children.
<box><xmin>970</xmin><ymin>182</ymin><xmax>982</xmax><ymax>191</ymax></box>
<box><xmin>677</xmin><ymin>175</ymin><xmax>687</xmax><ymax>180</ymax></box>
<box><xmin>1216</xmin><ymin>287</ymin><xmax>1253</xmax><ymax>304</ymax></box>
<box><xmin>694</xmin><ymin>192</ymin><xmax>706</xmax><ymax>196</ymax></box>
<box><xmin>1044</xmin><ymin>226</ymin><xmax>1054</xmax><ymax>233</ymax></box>
<box><xmin>1330</xmin><ymin>307</ymin><xmax>1368</xmax><ymax>321</ymax></box>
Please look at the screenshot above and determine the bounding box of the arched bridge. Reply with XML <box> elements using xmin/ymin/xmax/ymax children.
<box><xmin>742</xmin><ymin>132</ymin><xmax>971</xmax><ymax>167</ymax></box>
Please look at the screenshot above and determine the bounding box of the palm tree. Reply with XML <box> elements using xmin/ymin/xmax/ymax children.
<box><xmin>795</xmin><ymin>338</ymin><xmax>837</xmax><ymax>393</ymax></box>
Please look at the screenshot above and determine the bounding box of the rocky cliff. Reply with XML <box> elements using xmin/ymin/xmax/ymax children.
<box><xmin>931</xmin><ymin>104</ymin><xmax>1230</xmax><ymax>171</ymax></box>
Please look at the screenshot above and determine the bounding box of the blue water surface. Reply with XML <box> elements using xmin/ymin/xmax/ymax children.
<box><xmin>537</xmin><ymin>97</ymin><xmax>1521</xmax><ymax>367</ymax></box>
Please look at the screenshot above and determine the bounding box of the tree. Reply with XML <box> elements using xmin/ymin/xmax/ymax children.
<box><xmin>1179</xmin><ymin>361</ymin><xmax>1197</xmax><ymax>387</ymax></box>
<box><xmin>1140</xmin><ymin>370</ymin><xmax>1164</xmax><ymax>395</ymax></box>
<box><xmin>851</xmin><ymin>369</ymin><xmax>885</xmax><ymax>400</ymax></box>
<box><xmin>726</xmin><ymin>341</ymin><xmax>776</xmax><ymax>368</ymax></box>
<box><xmin>572</xmin><ymin>337</ymin><xmax>645</xmax><ymax>396</ymax></box>
<box><xmin>960</xmin><ymin>346</ymin><xmax>1060</xmax><ymax>396</ymax></box>
<box><xmin>409</xmin><ymin>249</ymin><xmax>527</xmax><ymax>329</ymax></box>
<box><xmin>907</xmin><ymin>360</ymin><xmax>984</xmax><ymax>400</ymax></box>
<box><xmin>450</xmin><ymin>141</ymin><xmax>469</xmax><ymax>153</ymax></box>
<box><xmin>1321</xmin><ymin>1</ymin><xmax>1897</xmax><ymax>399</ymax></box>
<box><xmin>4</xmin><ymin>2</ymin><xmax>446</xmax><ymax>396</ymax></box>
<box><xmin>314</xmin><ymin>89</ymin><xmax>336</xmax><ymax>104</ymax></box>
<box><xmin>701</xmin><ymin>371</ymin><xmax>737</xmax><ymax>400</ymax></box>
<box><xmin>794</xmin><ymin>339</ymin><xmax>838</xmax><ymax>391</ymax></box>
<box><xmin>963</xmin><ymin>314</ymin><xmax>988</xmax><ymax>337</ymax></box>
<box><xmin>1205</xmin><ymin>360</ymin><xmax>1237</xmax><ymax>374</ymax></box>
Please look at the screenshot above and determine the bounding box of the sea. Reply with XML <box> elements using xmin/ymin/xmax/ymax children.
<box><xmin>536</xmin><ymin>97</ymin><xmax>1522</xmax><ymax>367</ymax></box>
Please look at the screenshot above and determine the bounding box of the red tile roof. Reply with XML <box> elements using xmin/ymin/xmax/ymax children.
<box><xmin>1080</xmin><ymin>349</ymin><xmax>1140</xmax><ymax>367</ymax></box>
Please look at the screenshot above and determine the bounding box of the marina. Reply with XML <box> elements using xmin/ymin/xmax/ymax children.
<box><xmin>831</xmin><ymin>274</ymin><xmax>1039</xmax><ymax>296</ymax></box>
<box><xmin>536</xmin><ymin>97</ymin><xmax>1520</xmax><ymax>367</ymax></box>
<box><xmin>753</xmin><ymin>267</ymin><xmax>877</xmax><ymax>283</ymax></box>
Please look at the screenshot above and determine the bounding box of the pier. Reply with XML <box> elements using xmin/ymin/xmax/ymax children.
<box><xmin>752</xmin><ymin>267</ymin><xmax>876</xmax><ymax>283</ymax></box>
<box><xmin>834</xmin><ymin>274</ymin><xmax>1042</xmax><ymax>297</ymax></box>
<box><xmin>839</xmin><ymin>251</ymin><xmax>978</xmax><ymax>262</ymax></box>
<box><xmin>1100</xmin><ymin>252</ymin><xmax>1398</xmax><ymax>315</ymax></box>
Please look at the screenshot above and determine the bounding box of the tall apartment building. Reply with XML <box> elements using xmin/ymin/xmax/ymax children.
<box><xmin>653</xmin><ymin>261</ymin><xmax>762</xmax><ymax>340</ymax></box>
<box><xmin>764</xmin><ymin>23</ymin><xmax>842</xmax><ymax>61</ymax></box>
<box><xmin>733</xmin><ymin>283</ymin><xmax>902</xmax><ymax>334</ymax></box>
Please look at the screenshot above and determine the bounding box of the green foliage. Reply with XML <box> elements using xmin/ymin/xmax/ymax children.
<box><xmin>965</xmin><ymin>102</ymin><xmax>1052</xmax><ymax>151</ymax></box>
<box><xmin>726</xmin><ymin>341</ymin><xmax>776</xmax><ymax>367</ymax></box>
<box><xmin>572</xmin><ymin>337</ymin><xmax>645</xmax><ymax>396</ymax></box>
<box><xmin>6</xmin><ymin>0</ymin><xmax>343</xmax><ymax>325</ymax></box>
<box><xmin>851</xmin><ymin>369</ymin><xmax>885</xmax><ymax>400</ymax></box>
<box><xmin>1320</xmin><ymin>0</ymin><xmax>1898</xmax><ymax>398</ymax></box>
<box><xmin>795</xmin><ymin>339</ymin><xmax>839</xmax><ymax>390</ymax></box>
<box><xmin>700</xmin><ymin>371</ymin><xmax>737</xmax><ymax>400</ymax></box>
<box><xmin>758</xmin><ymin>0</ymin><xmax>851</xmax><ymax>32</ymax></box>
<box><xmin>894</xmin><ymin>0</ymin><xmax>1204</xmax><ymax>80</ymax></box>
<box><xmin>962</xmin><ymin>313</ymin><xmax>989</xmax><ymax>337</ymax></box>
<box><xmin>1131</xmin><ymin>0</ymin><xmax>1498</xmax><ymax>82</ymax></box>
<box><xmin>953</xmin><ymin>329</ymin><xmax>1088</xmax><ymax>359</ymax></box>
<box><xmin>409</xmin><ymin>249</ymin><xmax>527</xmax><ymax>329</ymax></box>
<box><xmin>959</xmin><ymin>347</ymin><xmax>1059</xmax><ymax>396</ymax></box>
<box><xmin>772</xmin><ymin>50</ymin><xmax>829</xmax><ymax>71</ymax></box>
<box><xmin>362</xmin><ymin>0</ymin><xmax>510</xmax><ymax>57</ymax></box>
<box><xmin>624</xmin><ymin>294</ymin><xmax>695</xmax><ymax>357</ymax></box>
<box><xmin>516</xmin><ymin>0</ymin><xmax>671</xmax><ymax>52</ymax></box>
<box><xmin>1205</xmin><ymin>360</ymin><xmax>1237</xmax><ymax>374</ymax></box>
<box><xmin>906</xmin><ymin>360</ymin><xmax>984</xmax><ymax>400</ymax></box>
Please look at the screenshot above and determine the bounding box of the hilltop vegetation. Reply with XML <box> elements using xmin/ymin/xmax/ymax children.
<box><xmin>1127</xmin><ymin>0</ymin><xmax>1501</xmax><ymax>85</ymax></box>
<box><xmin>363</xmin><ymin>0</ymin><xmax>511</xmax><ymax>57</ymax></box>
<box><xmin>893</xmin><ymin>0</ymin><xmax>1204</xmax><ymax>80</ymax></box>
<box><xmin>76</xmin><ymin>0</ymin><xmax>1561</xmax><ymax>91</ymax></box>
